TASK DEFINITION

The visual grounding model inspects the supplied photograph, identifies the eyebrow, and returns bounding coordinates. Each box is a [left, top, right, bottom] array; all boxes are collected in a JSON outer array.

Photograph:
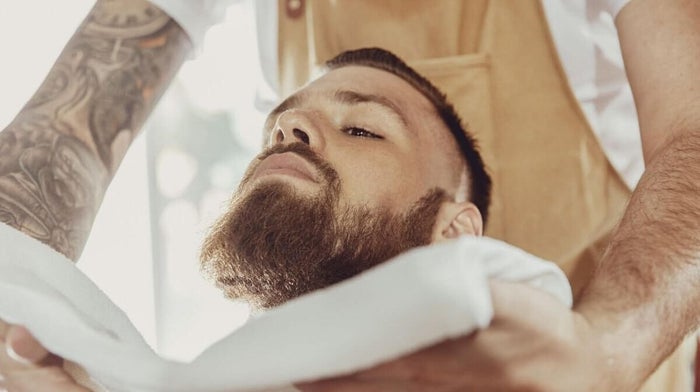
[[332, 90, 408, 126], [265, 89, 409, 129]]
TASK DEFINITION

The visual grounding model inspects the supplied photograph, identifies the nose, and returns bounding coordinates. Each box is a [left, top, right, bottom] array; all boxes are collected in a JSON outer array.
[[269, 109, 325, 149]]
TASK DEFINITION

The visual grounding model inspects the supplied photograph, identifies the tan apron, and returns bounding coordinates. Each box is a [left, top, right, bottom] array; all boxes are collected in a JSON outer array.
[[277, 1, 694, 390]]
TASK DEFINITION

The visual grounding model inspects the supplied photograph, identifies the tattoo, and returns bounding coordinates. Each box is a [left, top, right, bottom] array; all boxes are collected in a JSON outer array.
[[0, 0, 190, 260]]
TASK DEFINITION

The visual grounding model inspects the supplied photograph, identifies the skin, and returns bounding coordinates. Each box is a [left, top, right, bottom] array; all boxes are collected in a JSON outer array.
[[2, 0, 700, 390], [0, 325, 88, 392]]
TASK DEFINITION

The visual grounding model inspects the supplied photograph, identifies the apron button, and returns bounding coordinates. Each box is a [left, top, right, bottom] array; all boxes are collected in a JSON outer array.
[[286, 0, 304, 18]]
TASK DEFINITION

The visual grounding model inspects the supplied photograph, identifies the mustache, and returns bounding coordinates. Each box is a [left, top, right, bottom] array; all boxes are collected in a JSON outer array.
[[252, 143, 339, 185]]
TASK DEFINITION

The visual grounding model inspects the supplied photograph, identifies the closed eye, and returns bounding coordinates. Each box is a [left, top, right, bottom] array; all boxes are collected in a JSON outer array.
[[343, 126, 383, 139]]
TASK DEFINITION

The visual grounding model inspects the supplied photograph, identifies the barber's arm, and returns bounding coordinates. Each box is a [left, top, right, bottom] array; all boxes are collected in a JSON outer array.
[[0, 0, 189, 261], [0, 1, 189, 390], [576, 0, 700, 387]]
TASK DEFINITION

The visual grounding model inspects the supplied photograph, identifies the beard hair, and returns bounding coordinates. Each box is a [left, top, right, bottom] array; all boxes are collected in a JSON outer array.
[[200, 143, 447, 309]]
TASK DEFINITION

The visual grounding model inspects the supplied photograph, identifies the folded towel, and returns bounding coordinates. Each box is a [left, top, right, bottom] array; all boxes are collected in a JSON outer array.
[[0, 222, 571, 392]]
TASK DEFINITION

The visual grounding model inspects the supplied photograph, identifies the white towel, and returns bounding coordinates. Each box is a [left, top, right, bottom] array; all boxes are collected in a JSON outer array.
[[0, 222, 571, 392]]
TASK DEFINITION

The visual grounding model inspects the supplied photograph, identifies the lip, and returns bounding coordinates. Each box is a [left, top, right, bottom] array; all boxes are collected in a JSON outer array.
[[252, 152, 319, 183]]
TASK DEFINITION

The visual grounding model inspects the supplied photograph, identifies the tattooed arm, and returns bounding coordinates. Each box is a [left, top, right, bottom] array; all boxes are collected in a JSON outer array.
[[0, 0, 190, 261], [0, 4, 191, 389]]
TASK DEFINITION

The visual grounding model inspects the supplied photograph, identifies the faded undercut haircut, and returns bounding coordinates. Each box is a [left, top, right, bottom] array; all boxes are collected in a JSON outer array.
[[324, 47, 492, 225]]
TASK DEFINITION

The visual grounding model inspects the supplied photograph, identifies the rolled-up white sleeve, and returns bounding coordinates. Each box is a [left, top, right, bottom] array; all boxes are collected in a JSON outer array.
[[594, 0, 634, 18], [148, 0, 238, 53]]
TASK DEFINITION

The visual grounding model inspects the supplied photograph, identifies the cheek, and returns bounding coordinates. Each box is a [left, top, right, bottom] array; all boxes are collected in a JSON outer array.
[[332, 149, 427, 211]]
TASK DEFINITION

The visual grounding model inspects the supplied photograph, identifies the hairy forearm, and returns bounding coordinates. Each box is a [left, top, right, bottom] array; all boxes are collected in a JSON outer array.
[[575, 0, 700, 387], [0, 0, 189, 260], [576, 130, 700, 386]]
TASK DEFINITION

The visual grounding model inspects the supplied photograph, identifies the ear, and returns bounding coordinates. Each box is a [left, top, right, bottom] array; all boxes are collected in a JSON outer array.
[[431, 201, 483, 243]]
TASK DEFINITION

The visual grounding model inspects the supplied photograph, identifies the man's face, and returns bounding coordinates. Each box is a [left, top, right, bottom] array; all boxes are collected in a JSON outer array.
[[260, 66, 464, 213], [201, 66, 467, 308]]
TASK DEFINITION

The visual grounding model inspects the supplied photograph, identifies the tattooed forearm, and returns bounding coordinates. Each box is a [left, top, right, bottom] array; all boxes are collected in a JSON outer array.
[[0, 0, 190, 260]]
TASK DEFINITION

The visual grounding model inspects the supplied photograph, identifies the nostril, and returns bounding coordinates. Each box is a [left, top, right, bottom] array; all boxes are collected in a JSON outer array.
[[293, 128, 310, 145], [275, 130, 284, 143]]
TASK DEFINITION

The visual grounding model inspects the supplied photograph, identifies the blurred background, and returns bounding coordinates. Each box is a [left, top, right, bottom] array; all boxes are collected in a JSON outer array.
[[0, 1, 265, 361]]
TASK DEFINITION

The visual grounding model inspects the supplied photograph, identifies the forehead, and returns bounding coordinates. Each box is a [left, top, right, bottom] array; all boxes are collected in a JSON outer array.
[[314, 65, 432, 109], [297, 65, 436, 119]]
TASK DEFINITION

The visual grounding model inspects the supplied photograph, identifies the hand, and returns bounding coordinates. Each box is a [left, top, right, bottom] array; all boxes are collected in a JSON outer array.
[[298, 282, 613, 392], [0, 320, 89, 392]]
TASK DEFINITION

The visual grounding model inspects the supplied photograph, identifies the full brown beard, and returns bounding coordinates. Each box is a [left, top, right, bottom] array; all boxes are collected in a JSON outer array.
[[200, 143, 447, 309]]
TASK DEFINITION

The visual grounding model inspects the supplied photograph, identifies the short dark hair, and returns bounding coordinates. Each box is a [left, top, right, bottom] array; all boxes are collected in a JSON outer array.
[[325, 48, 492, 225]]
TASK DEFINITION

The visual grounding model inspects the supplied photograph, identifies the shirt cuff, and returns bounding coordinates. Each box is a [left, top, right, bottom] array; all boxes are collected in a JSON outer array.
[[148, 0, 236, 55], [600, 0, 634, 19]]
